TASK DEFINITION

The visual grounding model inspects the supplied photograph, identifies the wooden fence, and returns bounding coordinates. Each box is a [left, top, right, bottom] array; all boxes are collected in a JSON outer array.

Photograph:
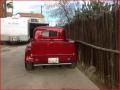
[[64, 5, 119, 88]]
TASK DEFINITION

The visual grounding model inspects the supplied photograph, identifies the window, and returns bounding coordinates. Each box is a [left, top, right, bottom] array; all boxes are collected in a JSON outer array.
[[49, 31, 58, 37], [42, 31, 58, 38], [42, 31, 49, 37], [31, 19, 39, 22]]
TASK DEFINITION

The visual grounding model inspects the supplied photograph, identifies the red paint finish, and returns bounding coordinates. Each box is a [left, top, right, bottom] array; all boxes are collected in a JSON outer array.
[[25, 26, 77, 65]]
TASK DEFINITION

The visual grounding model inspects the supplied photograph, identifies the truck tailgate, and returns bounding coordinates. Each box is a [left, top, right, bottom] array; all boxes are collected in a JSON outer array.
[[47, 41, 77, 63], [31, 40, 76, 63], [47, 41, 75, 55]]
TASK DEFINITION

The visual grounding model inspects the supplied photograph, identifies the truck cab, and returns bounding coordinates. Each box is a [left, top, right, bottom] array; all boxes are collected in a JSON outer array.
[[25, 26, 77, 71]]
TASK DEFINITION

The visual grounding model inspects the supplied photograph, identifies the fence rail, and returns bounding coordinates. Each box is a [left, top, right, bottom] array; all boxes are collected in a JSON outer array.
[[76, 40, 119, 53], [64, 5, 119, 88]]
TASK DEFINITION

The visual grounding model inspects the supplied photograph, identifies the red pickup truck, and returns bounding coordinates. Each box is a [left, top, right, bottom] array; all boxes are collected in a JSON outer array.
[[25, 26, 77, 71]]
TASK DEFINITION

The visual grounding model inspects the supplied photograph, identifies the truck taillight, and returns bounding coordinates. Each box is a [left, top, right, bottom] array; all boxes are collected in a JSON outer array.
[[26, 54, 33, 60], [30, 54, 33, 57]]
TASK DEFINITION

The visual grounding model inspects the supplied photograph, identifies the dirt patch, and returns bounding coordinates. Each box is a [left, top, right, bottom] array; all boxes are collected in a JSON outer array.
[[77, 61, 107, 89]]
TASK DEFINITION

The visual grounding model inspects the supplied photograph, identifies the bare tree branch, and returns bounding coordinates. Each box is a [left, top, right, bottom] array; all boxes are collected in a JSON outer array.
[[46, 0, 79, 25]]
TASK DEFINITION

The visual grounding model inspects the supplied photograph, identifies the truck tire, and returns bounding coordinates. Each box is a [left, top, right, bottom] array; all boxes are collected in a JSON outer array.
[[25, 62, 34, 71], [69, 62, 77, 69]]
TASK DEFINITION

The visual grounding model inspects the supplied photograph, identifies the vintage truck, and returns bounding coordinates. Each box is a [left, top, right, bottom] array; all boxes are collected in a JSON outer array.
[[25, 26, 78, 71]]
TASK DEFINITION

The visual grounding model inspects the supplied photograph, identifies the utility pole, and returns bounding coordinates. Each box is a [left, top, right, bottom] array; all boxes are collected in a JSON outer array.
[[12, 0, 13, 15], [41, 5, 43, 14]]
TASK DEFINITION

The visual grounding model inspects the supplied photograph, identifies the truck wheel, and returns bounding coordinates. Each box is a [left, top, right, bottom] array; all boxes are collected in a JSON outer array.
[[25, 62, 34, 71], [70, 63, 77, 69]]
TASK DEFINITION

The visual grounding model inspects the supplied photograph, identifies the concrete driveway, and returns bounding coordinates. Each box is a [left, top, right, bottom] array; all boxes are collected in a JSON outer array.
[[1, 45, 99, 89]]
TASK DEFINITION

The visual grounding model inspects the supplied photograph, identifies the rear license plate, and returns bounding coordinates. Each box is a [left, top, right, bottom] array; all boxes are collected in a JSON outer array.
[[48, 57, 59, 64]]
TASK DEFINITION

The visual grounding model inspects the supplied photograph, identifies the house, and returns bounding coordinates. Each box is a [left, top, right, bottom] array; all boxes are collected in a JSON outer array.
[[17, 12, 45, 23]]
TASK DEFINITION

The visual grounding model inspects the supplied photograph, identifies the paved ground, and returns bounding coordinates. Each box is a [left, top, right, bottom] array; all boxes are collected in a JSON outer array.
[[1, 45, 99, 89]]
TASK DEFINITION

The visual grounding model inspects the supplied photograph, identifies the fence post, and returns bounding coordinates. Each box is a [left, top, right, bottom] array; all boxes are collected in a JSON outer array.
[[118, 7, 120, 89]]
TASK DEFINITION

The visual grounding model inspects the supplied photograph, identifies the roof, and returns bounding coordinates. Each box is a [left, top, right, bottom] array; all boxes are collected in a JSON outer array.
[[18, 13, 44, 18]]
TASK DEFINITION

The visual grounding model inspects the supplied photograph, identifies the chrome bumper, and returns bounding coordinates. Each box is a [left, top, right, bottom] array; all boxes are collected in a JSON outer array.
[[34, 63, 72, 66]]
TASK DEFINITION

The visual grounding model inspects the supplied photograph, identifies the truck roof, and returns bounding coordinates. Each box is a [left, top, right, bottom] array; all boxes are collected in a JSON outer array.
[[35, 26, 64, 32]]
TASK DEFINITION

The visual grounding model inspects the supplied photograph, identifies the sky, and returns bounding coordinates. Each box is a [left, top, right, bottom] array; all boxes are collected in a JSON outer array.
[[7, 0, 114, 26], [7, 0, 59, 26], [7, 0, 88, 26]]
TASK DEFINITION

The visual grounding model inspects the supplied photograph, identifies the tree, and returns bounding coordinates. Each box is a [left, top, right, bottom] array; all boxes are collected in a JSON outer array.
[[46, 0, 80, 25]]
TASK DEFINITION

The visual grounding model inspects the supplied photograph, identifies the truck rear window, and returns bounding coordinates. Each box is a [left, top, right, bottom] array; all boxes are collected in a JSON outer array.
[[42, 31, 58, 37]]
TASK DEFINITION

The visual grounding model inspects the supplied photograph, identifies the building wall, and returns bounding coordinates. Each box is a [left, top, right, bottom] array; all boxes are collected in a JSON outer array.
[[0, 0, 6, 17]]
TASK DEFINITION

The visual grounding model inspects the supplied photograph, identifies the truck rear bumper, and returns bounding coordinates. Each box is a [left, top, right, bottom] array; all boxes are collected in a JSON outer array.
[[25, 52, 77, 65], [26, 56, 77, 64], [34, 63, 72, 66]]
